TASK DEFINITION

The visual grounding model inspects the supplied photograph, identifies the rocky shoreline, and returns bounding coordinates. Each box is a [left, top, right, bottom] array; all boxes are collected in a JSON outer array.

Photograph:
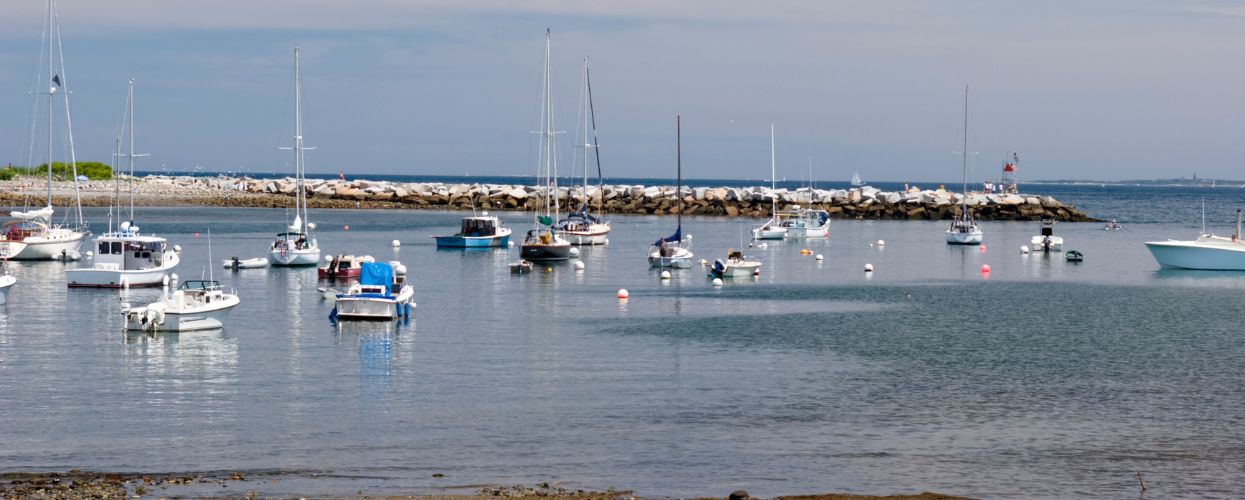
[[0, 176, 1095, 221]]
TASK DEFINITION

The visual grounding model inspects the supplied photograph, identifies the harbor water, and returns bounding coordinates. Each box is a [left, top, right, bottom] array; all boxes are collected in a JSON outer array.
[[2, 184, 1245, 498]]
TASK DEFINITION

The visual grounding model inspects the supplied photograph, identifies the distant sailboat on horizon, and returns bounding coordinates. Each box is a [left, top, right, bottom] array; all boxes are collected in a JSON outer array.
[[850, 170, 864, 187]]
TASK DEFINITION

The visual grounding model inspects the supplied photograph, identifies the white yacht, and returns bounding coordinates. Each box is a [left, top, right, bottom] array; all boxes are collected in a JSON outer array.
[[709, 249, 762, 278], [1145, 209, 1245, 270], [752, 124, 787, 240], [268, 47, 321, 267], [123, 279, 240, 332], [1, 0, 89, 260], [67, 80, 179, 288], [649, 116, 694, 269], [946, 85, 983, 245]]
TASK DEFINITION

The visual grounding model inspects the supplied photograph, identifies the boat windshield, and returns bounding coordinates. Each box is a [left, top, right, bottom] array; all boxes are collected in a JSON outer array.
[[460, 218, 496, 236], [179, 280, 220, 290]]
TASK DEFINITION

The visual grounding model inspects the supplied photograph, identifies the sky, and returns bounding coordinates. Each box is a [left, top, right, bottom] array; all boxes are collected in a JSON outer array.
[[2, 0, 1245, 183]]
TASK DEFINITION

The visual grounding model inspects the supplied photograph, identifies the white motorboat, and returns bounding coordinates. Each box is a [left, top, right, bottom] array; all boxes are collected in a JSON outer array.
[[68, 81, 179, 288], [2, 0, 89, 260], [331, 261, 415, 321], [946, 85, 983, 245], [519, 30, 572, 262], [709, 249, 762, 278], [649, 116, 694, 269], [1029, 219, 1064, 253], [223, 257, 269, 270], [0, 263, 14, 305], [752, 125, 788, 240], [123, 279, 240, 332], [556, 58, 611, 246], [779, 206, 830, 239], [1145, 209, 1245, 270], [268, 47, 321, 267]]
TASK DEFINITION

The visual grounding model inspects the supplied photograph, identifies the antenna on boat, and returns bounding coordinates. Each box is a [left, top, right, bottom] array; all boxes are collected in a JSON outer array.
[[1201, 197, 1207, 235], [117, 79, 149, 226], [207, 227, 214, 283]]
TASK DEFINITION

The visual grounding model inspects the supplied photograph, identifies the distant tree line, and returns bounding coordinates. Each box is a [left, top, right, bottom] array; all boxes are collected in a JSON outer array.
[[0, 162, 112, 181]]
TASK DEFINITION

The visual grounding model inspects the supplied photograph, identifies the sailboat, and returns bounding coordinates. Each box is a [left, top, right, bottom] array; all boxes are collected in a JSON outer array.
[[67, 80, 179, 288], [648, 115, 694, 269], [752, 124, 787, 240], [946, 85, 983, 245], [556, 58, 611, 245], [268, 46, 321, 266], [0, 0, 89, 260], [850, 170, 864, 187], [519, 30, 572, 262]]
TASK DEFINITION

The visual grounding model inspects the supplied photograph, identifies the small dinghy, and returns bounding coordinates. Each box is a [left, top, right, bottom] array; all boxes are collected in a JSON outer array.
[[318, 254, 373, 279], [0, 261, 15, 305], [1064, 250, 1084, 262], [509, 260, 534, 274], [709, 249, 762, 279], [222, 256, 269, 270]]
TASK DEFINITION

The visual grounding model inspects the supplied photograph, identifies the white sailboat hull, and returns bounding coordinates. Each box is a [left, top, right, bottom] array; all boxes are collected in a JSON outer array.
[[9, 230, 86, 260], [269, 247, 320, 266], [0, 275, 14, 305], [752, 227, 787, 240], [1145, 239, 1245, 270], [946, 229, 983, 245], [563, 226, 610, 245], [648, 246, 694, 269]]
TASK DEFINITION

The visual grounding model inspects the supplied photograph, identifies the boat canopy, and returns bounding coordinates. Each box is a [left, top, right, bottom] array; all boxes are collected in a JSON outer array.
[[359, 262, 393, 287], [9, 206, 53, 222], [561, 206, 601, 224], [654, 227, 682, 246], [460, 217, 497, 236]]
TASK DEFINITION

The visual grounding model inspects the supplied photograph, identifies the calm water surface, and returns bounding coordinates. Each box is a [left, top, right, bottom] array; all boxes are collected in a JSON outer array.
[[3, 186, 1245, 498]]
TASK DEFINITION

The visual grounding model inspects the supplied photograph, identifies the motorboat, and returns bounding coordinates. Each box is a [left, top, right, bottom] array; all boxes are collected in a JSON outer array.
[[709, 249, 762, 278], [331, 261, 414, 321], [946, 86, 983, 245], [1103, 220, 1123, 231], [518, 30, 572, 263], [68, 81, 180, 288], [67, 223, 179, 288], [556, 58, 611, 246], [318, 254, 374, 279], [1064, 250, 1084, 262], [1145, 209, 1245, 270], [0, 262, 14, 305], [267, 47, 321, 267], [122, 279, 240, 332], [648, 116, 694, 269], [1029, 219, 1064, 253], [752, 125, 788, 240], [433, 213, 511, 248], [779, 206, 830, 239], [223, 257, 269, 270]]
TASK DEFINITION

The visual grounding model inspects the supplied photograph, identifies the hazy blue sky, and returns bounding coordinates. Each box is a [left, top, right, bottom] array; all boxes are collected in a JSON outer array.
[[2, 0, 1245, 182]]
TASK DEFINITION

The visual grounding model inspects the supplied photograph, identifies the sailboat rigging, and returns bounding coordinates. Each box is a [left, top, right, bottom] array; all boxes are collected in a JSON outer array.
[[268, 46, 321, 266], [556, 57, 611, 245], [946, 85, 984, 245], [519, 29, 572, 262], [648, 115, 694, 269]]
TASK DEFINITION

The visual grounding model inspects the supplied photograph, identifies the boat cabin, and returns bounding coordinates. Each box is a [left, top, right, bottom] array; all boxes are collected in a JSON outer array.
[[727, 248, 744, 261], [2, 220, 47, 241], [272, 231, 311, 250], [94, 234, 169, 270], [459, 217, 500, 237]]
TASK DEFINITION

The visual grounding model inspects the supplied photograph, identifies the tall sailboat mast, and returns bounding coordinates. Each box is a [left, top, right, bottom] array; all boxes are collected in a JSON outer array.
[[536, 29, 561, 226], [677, 115, 682, 234], [586, 62, 603, 214], [770, 124, 776, 216], [294, 46, 306, 232], [961, 85, 969, 220], [123, 79, 148, 222], [580, 58, 591, 207]]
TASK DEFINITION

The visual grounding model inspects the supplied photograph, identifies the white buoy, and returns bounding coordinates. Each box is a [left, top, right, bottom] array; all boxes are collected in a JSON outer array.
[[712, 277, 723, 286], [1020, 245, 1030, 254], [877, 239, 885, 246], [574, 260, 585, 270], [569, 247, 581, 258], [686, 234, 693, 241], [173, 244, 182, 253], [603, 238, 610, 245], [392, 239, 401, 248], [85, 251, 94, 258], [815, 254, 824, 261], [324, 255, 334, 263], [394, 264, 408, 275], [760, 242, 768, 249], [864, 263, 874, 272], [660, 270, 671, 280], [617, 288, 629, 299], [307, 222, 317, 230], [162, 275, 169, 287]]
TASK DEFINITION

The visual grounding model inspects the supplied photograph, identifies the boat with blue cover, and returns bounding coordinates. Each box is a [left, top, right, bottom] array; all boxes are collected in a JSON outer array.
[[433, 212, 511, 248], [331, 261, 414, 321]]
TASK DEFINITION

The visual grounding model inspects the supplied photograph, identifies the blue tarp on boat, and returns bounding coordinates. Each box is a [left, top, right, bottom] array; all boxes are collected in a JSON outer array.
[[359, 262, 392, 287]]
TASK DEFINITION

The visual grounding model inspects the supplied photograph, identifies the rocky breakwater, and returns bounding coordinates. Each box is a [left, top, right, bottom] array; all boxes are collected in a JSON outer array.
[[139, 175, 1095, 221]]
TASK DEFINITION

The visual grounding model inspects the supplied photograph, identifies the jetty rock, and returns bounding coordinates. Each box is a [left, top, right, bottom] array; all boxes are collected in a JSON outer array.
[[37, 175, 1093, 221]]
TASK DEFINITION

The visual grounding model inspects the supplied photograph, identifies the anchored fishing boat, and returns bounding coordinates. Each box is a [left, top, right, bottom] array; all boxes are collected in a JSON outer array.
[[330, 261, 414, 321], [779, 206, 830, 239], [1030, 219, 1064, 253], [268, 47, 321, 267], [67, 80, 179, 288], [556, 58, 611, 245], [519, 30, 572, 262], [318, 254, 374, 279], [433, 212, 511, 248], [649, 116, 694, 269], [123, 279, 240, 332], [709, 249, 762, 278]]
